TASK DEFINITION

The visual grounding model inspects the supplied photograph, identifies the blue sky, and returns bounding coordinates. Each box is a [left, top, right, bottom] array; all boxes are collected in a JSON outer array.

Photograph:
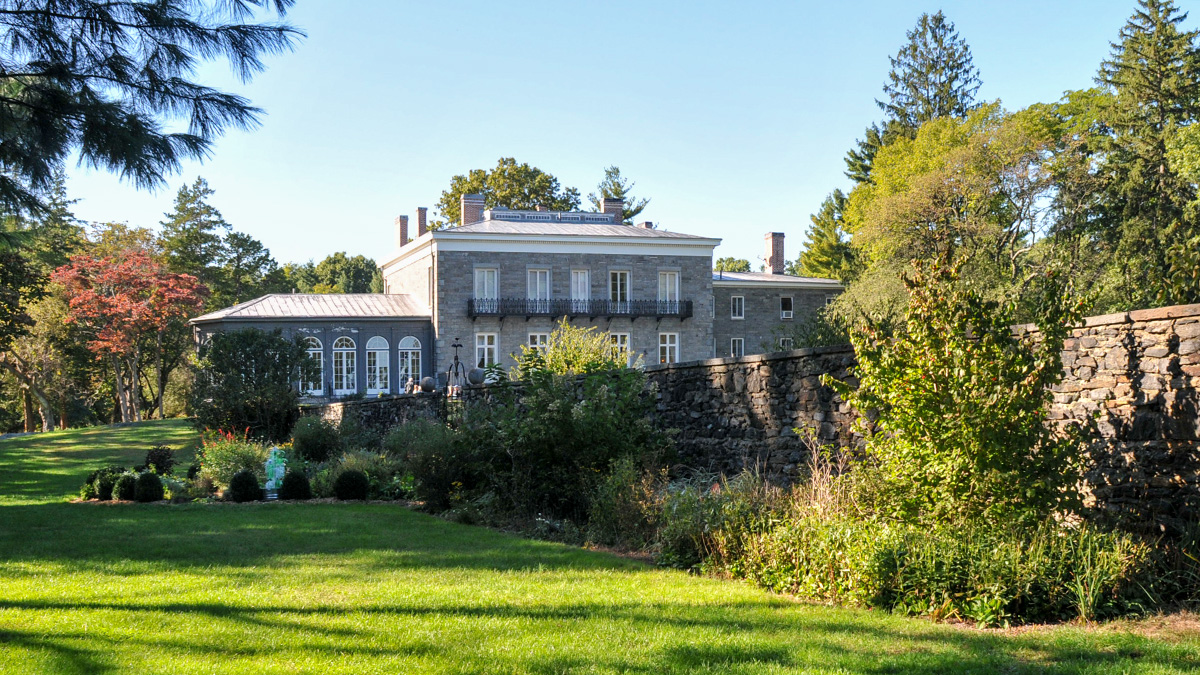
[[64, 0, 1150, 269]]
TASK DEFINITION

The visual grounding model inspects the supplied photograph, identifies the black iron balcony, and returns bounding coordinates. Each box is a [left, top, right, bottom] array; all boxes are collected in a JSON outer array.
[[468, 297, 693, 319]]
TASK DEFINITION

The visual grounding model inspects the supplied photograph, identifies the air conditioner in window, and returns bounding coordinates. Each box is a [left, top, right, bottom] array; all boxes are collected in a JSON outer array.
[[781, 310, 793, 319]]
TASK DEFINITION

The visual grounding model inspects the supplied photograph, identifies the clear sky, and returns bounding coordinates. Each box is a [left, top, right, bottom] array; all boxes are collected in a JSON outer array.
[[63, 0, 1152, 269]]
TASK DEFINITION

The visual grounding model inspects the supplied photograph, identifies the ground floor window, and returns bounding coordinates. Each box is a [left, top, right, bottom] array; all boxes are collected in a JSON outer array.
[[333, 337, 356, 394], [730, 337, 744, 357], [609, 332, 631, 365], [779, 337, 794, 350], [659, 332, 678, 364], [366, 336, 389, 394], [398, 336, 421, 389], [302, 337, 323, 395], [528, 332, 550, 354], [476, 333, 498, 368]]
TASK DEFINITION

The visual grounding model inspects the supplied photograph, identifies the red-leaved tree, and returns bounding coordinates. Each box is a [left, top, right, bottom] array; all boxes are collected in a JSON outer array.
[[52, 251, 206, 422]]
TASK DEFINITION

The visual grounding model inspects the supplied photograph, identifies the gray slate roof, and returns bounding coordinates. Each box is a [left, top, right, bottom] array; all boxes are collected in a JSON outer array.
[[448, 220, 716, 240], [190, 293, 429, 324], [712, 271, 842, 286]]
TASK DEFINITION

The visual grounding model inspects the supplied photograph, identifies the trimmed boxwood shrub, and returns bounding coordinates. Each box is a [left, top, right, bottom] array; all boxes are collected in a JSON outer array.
[[85, 466, 128, 501], [113, 473, 137, 501], [278, 470, 312, 501], [292, 416, 340, 462], [228, 468, 263, 503], [333, 469, 369, 501], [134, 472, 164, 503]]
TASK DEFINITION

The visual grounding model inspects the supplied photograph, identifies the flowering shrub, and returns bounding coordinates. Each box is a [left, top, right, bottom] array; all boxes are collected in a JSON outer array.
[[197, 428, 268, 490]]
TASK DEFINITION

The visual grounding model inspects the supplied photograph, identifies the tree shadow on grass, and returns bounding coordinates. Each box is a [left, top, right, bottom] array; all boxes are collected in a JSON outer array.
[[1, 598, 1197, 674]]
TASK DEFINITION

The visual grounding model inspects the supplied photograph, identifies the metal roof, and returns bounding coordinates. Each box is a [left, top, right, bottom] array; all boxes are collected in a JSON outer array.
[[448, 220, 715, 240], [190, 293, 430, 324], [712, 271, 843, 288]]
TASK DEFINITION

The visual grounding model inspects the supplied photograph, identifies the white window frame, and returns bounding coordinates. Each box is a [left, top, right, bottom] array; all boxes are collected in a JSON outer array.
[[570, 269, 590, 313], [658, 270, 680, 313], [527, 268, 551, 313], [609, 332, 631, 366], [332, 336, 357, 395], [302, 337, 323, 396], [398, 336, 422, 388], [731, 295, 745, 320], [475, 333, 498, 369], [528, 332, 550, 354], [609, 270, 630, 313], [366, 336, 390, 395], [779, 337, 795, 350], [730, 337, 744, 357], [780, 296, 794, 320], [474, 267, 498, 313], [658, 332, 679, 364]]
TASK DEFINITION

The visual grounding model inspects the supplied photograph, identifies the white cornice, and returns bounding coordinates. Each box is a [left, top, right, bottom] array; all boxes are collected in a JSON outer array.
[[381, 231, 719, 267], [713, 279, 843, 290]]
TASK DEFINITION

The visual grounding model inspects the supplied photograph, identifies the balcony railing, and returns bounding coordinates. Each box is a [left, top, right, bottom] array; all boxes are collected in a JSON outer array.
[[468, 297, 693, 319]]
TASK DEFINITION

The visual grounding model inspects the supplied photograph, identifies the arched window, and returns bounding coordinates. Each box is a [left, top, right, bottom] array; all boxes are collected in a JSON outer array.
[[301, 337, 323, 395], [366, 336, 389, 395], [332, 337, 357, 395], [398, 336, 421, 388]]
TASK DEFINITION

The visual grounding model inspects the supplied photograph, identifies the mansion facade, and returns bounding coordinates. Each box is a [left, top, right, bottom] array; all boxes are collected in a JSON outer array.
[[190, 194, 842, 399]]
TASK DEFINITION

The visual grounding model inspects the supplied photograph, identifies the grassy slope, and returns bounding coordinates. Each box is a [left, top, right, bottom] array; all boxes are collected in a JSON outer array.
[[0, 424, 1197, 674]]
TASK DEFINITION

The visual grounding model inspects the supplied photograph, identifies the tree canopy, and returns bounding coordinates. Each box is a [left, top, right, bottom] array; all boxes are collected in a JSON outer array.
[[0, 0, 301, 217], [714, 257, 752, 273], [434, 158, 581, 228]]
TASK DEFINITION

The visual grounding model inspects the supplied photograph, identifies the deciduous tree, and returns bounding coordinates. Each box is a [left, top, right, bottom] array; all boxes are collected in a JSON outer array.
[[52, 252, 205, 422], [713, 257, 751, 273], [434, 158, 581, 228]]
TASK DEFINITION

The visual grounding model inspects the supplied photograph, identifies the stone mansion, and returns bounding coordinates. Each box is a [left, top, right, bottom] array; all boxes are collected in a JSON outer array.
[[191, 194, 842, 399]]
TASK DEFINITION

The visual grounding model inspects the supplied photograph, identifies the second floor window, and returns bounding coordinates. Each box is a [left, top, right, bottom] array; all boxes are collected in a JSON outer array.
[[779, 337, 794, 350], [528, 333, 549, 353], [528, 269, 550, 311], [474, 268, 498, 299], [780, 296, 794, 319], [731, 295, 744, 319], [571, 269, 590, 311], [657, 271, 679, 302], [610, 270, 629, 310]]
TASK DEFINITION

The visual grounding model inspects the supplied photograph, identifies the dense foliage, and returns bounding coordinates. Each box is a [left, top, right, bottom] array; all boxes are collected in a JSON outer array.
[[191, 329, 315, 441], [227, 468, 262, 503], [333, 469, 370, 501], [277, 469, 312, 501], [291, 417, 341, 463], [134, 472, 164, 503], [197, 429, 267, 489]]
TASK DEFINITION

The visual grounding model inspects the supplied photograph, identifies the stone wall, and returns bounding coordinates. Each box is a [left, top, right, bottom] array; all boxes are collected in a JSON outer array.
[[643, 346, 858, 480], [302, 303, 1200, 530], [1038, 304, 1200, 532], [301, 392, 442, 431]]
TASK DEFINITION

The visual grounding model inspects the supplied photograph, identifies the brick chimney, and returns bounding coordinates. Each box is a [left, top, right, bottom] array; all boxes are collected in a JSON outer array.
[[395, 215, 409, 247], [416, 207, 428, 237], [461, 194, 486, 227], [601, 197, 625, 224], [765, 232, 785, 275]]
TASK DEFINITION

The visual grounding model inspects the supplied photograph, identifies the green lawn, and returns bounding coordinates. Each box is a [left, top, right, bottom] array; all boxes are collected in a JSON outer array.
[[1, 423, 1198, 674]]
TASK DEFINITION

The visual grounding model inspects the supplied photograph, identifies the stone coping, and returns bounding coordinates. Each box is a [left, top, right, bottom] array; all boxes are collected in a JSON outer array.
[[1012, 302, 1200, 335], [643, 344, 854, 374], [299, 392, 440, 409]]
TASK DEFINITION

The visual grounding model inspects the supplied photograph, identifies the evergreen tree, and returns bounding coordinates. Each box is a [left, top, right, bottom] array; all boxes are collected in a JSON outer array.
[[1095, 0, 1200, 308], [219, 232, 286, 305], [845, 11, 982, 185], [160, 177, 231, 298], [587, 166, 650, 224], [878, 11, 983, 131], [0, 1, 300, 217], [791, 191, 856, 281]]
